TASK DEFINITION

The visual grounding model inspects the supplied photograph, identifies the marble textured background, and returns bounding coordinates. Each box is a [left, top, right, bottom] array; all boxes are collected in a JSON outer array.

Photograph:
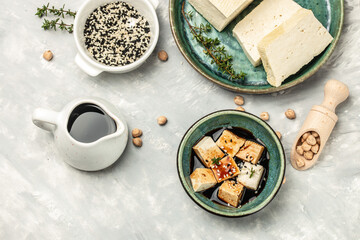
[[0, 0, 359, 239]]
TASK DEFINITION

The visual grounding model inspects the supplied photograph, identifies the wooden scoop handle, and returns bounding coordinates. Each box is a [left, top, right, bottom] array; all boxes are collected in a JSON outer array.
[[321, 79, 349, 112]]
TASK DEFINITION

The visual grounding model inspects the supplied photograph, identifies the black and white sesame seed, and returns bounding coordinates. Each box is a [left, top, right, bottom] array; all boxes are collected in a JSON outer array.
[[84, 1, 151, 66]]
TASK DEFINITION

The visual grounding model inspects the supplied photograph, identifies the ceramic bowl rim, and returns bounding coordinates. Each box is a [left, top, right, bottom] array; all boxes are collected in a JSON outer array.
[[169, 0, 344, 94], [176, 110, 286, 217]]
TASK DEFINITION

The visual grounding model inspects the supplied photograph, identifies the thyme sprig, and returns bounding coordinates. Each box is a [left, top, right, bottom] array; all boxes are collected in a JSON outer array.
[[211, 157, 222, 166], [35, 3, 76, 33], [182, 3, 246, 81], [36, 3, 76, 18], [249, 167, 255, 178], [41, 18, 73, 33]]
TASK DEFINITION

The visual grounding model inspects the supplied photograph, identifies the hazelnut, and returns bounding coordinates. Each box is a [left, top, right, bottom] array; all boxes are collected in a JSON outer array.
[[260, 112, 270, 121], [304, 151, 313, 160], [312, 131, 319, 138], [234, 96, 244, 106], [296, 158, 305, 167], [296, 146, 304, 155], [236, 106, 245, 112], [282, 177, 286, 184], [132, 137, 142, 147], [157, 116, 167, 125], [306, 135, 316, 146], [158, 50, 168, 61], [275, 131, 282, 140], [132, 128, 142, 138], [311, 144, 319, 154], [301, 142, 311, 151], [316, 137, 321, 145], [285, 109, 296, 119], [301, 138, 305, 143], [43, 50, 53, 61]]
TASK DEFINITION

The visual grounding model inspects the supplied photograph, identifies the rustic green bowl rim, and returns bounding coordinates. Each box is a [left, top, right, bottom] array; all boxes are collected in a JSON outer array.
[[169, 0, 344, 94], [176, 110, 286, 217]]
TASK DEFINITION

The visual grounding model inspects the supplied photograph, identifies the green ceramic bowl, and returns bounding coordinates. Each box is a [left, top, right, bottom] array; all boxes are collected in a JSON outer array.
[[177, 110, 285, 217], [169, 0, 344, 94]]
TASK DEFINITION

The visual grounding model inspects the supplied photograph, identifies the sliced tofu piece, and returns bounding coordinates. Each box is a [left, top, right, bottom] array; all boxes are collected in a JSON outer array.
[[190, 168, 217, 192], [210, 156, 240, 183], [236, 140, 264, 164], [193, 136, 225, 168], [218, 180, 244, 207], [216, 130, 246, 157], [233, 0, 301, 66], [237, 162, 264, 190], [258, 8, 333, 87], [188, 0, 254, 32]]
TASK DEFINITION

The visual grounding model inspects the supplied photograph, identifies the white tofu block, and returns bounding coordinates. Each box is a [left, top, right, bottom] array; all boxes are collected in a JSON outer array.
[[258, 9, 333, 87], [216, 130, 245, 157], [193, 136, 224, 168], [237, 162, 264, 190], [233, 0, 301, 66], [188, 0, 254, 32], [218, 180, 244, 207], [190, 168, 217, 192]]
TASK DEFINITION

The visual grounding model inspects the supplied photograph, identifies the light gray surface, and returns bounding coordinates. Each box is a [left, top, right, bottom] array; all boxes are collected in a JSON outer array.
[[0, 0, 359, 239]]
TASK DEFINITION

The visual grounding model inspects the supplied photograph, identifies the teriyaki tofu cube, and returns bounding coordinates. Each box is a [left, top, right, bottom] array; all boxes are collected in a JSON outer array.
[[193, 136, 225, 168], [211, 156, 240, 183], [218, 180, 244, 207], [216, 130, 246, 157], [190, 168, 217, 192], [236, 140, 265, 164]]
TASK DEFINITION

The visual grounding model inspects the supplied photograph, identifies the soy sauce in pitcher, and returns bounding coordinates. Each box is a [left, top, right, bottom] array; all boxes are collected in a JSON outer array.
[[67, 104, 117, 143]]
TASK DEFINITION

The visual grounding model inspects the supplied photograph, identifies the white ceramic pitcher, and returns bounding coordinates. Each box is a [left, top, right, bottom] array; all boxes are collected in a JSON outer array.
[[32, 97, 128, 171]]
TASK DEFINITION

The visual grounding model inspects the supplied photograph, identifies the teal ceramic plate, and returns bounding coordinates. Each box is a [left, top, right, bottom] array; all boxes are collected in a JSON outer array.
[[169, 0, 343, 94], [177, 110, 286, 217]]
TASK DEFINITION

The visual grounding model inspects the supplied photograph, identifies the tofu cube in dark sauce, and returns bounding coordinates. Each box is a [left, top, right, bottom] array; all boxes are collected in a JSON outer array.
[[191, 127, 269, 208]]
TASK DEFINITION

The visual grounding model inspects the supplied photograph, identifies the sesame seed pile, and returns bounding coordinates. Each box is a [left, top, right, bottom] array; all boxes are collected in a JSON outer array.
[[84, 1, 151, 66]]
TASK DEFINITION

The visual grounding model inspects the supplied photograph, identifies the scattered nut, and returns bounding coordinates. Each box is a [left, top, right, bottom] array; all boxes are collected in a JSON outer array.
[[132, 128, 142, 138], [311, 144, 319, 154], [296, 146, 304, 155], [301, 142, 311, 151], [282, 177, 286, 184], [285, 109, 296, 119], [157, 116, 167, 125], [234, 96, 244, 106], [158, 50, 168, 61], [260, 112, 270, 121], [296, 158, 305, 167], [306, 135, 317, 146], [132, 137, 142, 147], [43, 50, 53, 61], [236, 106, 245, 111], [276, 131, 282, 140], [304, 151, 314, 160], [312, 131, 319, 138]]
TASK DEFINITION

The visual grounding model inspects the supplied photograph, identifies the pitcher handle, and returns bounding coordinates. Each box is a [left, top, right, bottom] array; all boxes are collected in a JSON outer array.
[[32, 108, 59, 132]]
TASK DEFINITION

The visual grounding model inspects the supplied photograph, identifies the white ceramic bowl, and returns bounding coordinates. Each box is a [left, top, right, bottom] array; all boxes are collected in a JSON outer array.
[[74, 0, 159, 76]]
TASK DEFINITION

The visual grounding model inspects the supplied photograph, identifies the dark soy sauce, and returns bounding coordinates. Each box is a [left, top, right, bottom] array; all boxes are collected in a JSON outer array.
[[67, 103, 117, 143], [191, 127, 269, 208]]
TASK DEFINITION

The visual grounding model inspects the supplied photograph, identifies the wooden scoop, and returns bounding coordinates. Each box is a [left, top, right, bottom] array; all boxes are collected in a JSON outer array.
[[291, 79, 349, 171]]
